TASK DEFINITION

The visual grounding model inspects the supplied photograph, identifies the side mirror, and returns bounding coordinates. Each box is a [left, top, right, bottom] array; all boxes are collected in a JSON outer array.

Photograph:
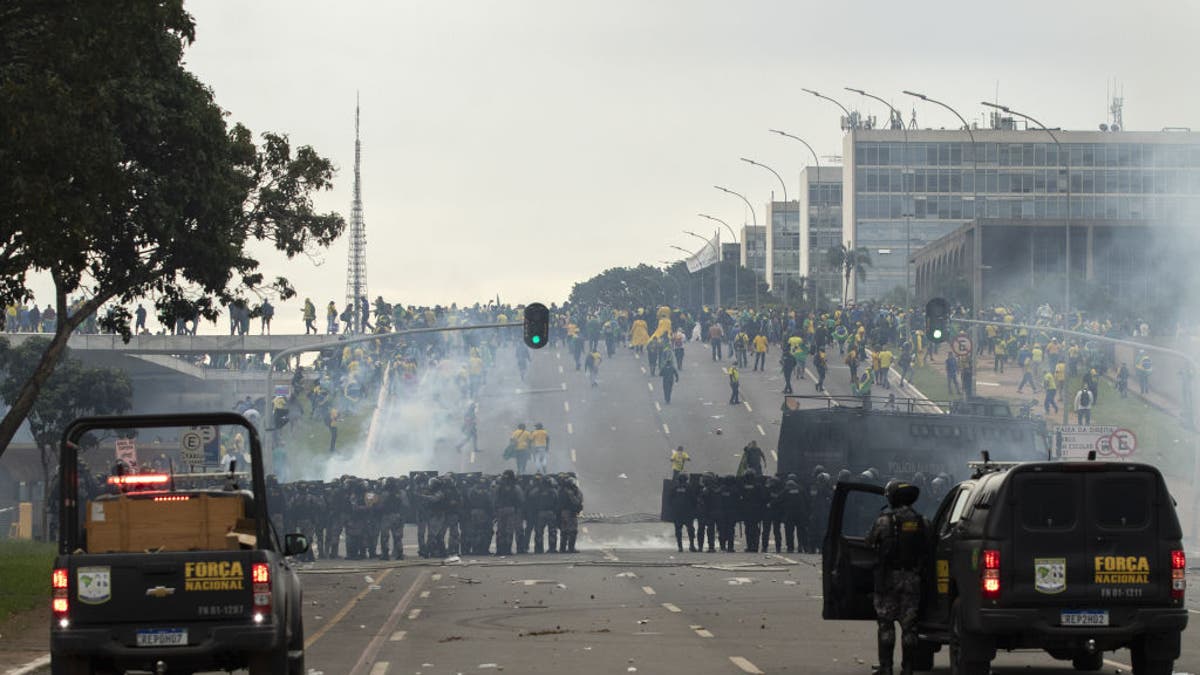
[[284, 533, 310, 557]]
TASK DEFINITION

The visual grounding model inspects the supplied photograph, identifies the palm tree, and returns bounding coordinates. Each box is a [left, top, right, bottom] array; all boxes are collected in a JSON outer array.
[[825, 242, 872, 304]]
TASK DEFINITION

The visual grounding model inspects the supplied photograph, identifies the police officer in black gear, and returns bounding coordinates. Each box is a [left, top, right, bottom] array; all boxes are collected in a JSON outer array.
[[866, 480, 930, 675], [466, 477, 494, 555], [493, 470, 524, 555], [761, 475, 784, 553], [669, 473, 697, 552], [806, 472, 832, 553], [717, 474, 738, 552], [695, 473, 718, 553], [781, 478, 807, 553], [738, 470, 765, 552]]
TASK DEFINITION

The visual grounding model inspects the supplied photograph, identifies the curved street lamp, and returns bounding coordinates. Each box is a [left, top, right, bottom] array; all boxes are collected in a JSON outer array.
[[698, 213, 739, 307], [739, 158, 788, 202], [714, 186, 760, 310], [801, 88, 854, 125], [770, 129, 822, 311]]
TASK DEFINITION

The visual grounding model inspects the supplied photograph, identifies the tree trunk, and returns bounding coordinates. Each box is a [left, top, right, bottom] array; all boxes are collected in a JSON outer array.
[[0, 289, 102, 459]]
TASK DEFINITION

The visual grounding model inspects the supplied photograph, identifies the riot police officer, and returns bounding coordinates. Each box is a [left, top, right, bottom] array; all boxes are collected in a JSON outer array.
[[761, 475, 785, 553], [557, 474, 583, 553], [717, 474, 738, 552], [866, 480, 930, 675], [738, 470, 765, 552], [781, 477, 806, 554], [380, 477, 410, 560], [668, 473, 696, 552], [493, 470, 524, 555], [695, 473, 719, 553], [466, 477, 494, 555]]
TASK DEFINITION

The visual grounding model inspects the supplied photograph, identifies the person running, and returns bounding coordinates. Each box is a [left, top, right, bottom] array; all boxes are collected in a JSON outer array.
[[670, 445, 690, 479]]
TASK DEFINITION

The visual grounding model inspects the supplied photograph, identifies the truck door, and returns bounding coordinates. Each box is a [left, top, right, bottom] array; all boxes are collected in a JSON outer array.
[[1085, 469, 1164, 606], [822, 482, 886, 620]]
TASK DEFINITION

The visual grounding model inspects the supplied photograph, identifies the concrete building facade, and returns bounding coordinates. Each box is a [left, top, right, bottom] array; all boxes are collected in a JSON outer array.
[[763, 201, 800, 298], [799, 166, 844, 303], [842, 126, 1200, 303], [740, 225, 767, 291]]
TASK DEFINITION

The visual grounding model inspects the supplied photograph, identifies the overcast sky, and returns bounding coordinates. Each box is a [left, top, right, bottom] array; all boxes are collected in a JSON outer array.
[[27, 0, 1200, 331]]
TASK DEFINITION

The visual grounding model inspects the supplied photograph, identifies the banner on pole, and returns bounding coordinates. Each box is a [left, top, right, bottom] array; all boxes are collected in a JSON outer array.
[[684, 234, 720, 273]]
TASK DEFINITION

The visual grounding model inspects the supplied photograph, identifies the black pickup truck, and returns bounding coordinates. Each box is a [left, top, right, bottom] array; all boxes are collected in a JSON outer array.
[[823, 459, 1188, 675], [50, 413, 309, 675]]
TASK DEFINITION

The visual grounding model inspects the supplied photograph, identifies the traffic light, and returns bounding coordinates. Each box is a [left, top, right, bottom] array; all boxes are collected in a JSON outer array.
[[523, 302, 550, 349], [925, 297, 950, 343]]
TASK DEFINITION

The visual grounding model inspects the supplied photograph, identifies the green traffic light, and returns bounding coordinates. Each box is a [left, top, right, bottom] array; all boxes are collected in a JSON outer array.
[[532, 335, 541, 344], [932, 329, 943, 340]]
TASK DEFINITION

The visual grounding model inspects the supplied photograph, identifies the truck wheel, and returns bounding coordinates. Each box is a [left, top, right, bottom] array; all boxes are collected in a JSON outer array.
[[50, 655, 92, 675], [1072, 652, 1103, 671], [1130, 653, 1173, 675], [949, 601, 991, 675], [909, 640, 937, 672], [248, 646, 288, 675]]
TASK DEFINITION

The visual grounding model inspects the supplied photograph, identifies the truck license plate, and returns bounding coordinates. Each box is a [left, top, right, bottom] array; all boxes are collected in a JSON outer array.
[[1060, 610, 1109, 626], [136, 628, 188, 647]]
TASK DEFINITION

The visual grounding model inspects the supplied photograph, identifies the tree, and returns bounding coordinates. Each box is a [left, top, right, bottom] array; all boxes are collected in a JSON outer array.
[[0, 337, 132, 537], [826, 243, 873, 304], [0, 2, 344, 456], [569, 265, 675, 308]]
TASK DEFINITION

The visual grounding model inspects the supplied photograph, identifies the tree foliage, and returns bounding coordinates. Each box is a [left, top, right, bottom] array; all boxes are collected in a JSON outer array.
[[0, 337, 132, 521], [569, 264, 675, 308], [0, 1, 344, 454]]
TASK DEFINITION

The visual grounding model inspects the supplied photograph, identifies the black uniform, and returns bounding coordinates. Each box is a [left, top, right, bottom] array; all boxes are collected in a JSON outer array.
[[695, 475, 718, 553], [738, 473, 765, 552], [493, 472, 524, 556], [716, 476, 738, 552], [668, 475, 696, 552], [866, 483, 930, 675], [781, 479, 807, 553], [760, 476, 784, 554]]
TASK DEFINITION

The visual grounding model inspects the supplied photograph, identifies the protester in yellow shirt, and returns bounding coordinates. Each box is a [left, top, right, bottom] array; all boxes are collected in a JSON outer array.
[[670, 445, 690, 478]]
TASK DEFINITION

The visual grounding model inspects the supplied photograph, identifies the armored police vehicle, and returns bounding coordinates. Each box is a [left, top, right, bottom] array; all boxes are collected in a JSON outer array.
[[777, 395, 1048, 481], [50, 413, 309, 675], [824, 458, 1188, 674]]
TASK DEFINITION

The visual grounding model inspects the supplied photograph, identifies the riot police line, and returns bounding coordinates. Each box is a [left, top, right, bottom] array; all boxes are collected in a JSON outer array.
[[660, 467, 954, 554], [264, 470, 584, 560]]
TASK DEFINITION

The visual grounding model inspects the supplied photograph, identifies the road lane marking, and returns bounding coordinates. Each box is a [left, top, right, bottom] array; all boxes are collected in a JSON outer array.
[[642, 586, 656, 596], [346, 571, 431, 675], [743, 401, 752, 412], [5, 655, 50, 675], [690, 625, 714, 638], [419, 590, 430, 599], [756, 424, 766, 436], [408, 608, 422, 620], [389, 631, 407, 641], [654, 401, 662, 412], [648, 382, 655, 391], [564, 400, 570, 412], [561, 382, 567, 390], [1189, 609, 1200, 614], [976, 381, 1000, 387], [771, 450, 778, 461], [567, 423, 574, 434], [663, 423, 670, 434], [369, 663, 390, 675], [729, 656, 763, 673], [556, 352, 561, 359], [1105, 660, 1132, 671], [767, 553, 798, 564], [662, 602, 681, 613], [571, 448, 577, 463], [602, 549, 619, 562], [469, 451, 476, 464], [431, 573, 442, 581], [641, 366, 647, 374], [304, 568, 395, 649], [558, 365, 564, 374]]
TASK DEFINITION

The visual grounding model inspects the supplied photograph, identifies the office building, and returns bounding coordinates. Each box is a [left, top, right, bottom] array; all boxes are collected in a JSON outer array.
[[799, 167, 844, 303], [741, 225, 767, 283], [764, 201, 801, 300], [843, 124, 1200, 304]]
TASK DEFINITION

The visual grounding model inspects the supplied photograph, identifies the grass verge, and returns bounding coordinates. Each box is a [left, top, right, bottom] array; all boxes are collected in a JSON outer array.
[[0, 540, 55, 622]]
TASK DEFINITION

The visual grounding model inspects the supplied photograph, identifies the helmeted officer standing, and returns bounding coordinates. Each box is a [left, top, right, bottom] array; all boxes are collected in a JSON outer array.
[[669, 473, 697, 552], [866, 480, 930, 675]]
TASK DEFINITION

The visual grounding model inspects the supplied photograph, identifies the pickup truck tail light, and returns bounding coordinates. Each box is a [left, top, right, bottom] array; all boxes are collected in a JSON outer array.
[[52, 568, 69, 624], [1171, 550, 1186, 601], [981, 549, 1001, 600], [252, 562, 271, 622]]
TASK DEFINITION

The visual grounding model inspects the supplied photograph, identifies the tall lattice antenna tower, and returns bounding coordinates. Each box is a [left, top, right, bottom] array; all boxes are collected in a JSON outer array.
[[344, 94, 368, 334]]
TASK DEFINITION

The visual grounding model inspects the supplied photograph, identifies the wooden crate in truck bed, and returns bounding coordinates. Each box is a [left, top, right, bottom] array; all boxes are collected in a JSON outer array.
[[85, 492, 246, 553]]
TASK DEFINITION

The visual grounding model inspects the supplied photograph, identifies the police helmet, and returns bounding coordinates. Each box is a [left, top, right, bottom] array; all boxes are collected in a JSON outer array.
[[743, 469, 758, 481], [675, 473, 689, 484], [836, 469, 852, 484], [502, 469, 516, 481], [785, 479, 799, 490], [884, 479, 920, 507]]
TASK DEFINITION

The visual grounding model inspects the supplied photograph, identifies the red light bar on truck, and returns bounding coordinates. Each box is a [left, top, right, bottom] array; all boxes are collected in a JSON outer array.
[[106, 474, 170, 486]]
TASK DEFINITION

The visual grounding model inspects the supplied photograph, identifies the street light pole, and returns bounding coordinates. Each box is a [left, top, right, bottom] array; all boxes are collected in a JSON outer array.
[[685, 230, 721, 309], [740, 158, 788, 202], [715, 186, 760, 310], [801, 88, 855, 126], [698, 213, 739, 307], [904, 90, 979, 401], [848, 87, 911, 309], [769, 130, 822, 311], [981, 101, 1070, 319], [670, 244, 704, 307]]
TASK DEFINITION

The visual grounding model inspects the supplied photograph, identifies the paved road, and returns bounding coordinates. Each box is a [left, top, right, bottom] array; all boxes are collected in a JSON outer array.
[[6, 339, 1197, 674]]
